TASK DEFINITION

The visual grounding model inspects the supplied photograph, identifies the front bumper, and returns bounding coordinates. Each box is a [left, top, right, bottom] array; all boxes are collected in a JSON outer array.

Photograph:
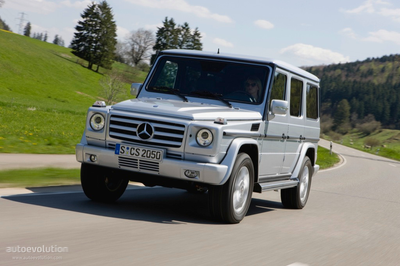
[[76, 143, 229, 185]]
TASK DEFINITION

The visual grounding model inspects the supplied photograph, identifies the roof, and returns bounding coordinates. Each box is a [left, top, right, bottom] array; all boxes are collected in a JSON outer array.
[[159, 49, 320, 83]]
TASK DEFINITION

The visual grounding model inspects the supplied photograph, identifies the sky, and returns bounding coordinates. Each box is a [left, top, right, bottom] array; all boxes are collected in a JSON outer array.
[[1, 0, 400, 67]]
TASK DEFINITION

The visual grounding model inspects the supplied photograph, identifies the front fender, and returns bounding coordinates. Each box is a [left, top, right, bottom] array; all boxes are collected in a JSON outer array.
[[218, 138, 259, 185]]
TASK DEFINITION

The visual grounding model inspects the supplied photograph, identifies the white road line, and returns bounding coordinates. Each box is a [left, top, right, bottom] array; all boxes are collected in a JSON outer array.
[[319, 153, 347, 173]]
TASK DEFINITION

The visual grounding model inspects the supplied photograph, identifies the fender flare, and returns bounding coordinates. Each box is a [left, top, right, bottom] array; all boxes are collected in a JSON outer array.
[[217, 138, 259, 185], [291, 142, 319, 181]]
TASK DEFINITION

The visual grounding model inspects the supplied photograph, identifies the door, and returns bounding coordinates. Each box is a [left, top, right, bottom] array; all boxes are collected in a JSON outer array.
[[282, 76, 305, 174], [259, 71, 288, 178]]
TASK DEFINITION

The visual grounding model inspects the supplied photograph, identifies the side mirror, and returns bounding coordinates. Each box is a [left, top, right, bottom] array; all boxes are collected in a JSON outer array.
[[130, 83, 142, 97], [268, 99, 288, 120]]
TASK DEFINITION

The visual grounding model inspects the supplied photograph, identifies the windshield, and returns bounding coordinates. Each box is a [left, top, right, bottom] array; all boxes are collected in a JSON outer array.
[[147, 56, 270, 104]]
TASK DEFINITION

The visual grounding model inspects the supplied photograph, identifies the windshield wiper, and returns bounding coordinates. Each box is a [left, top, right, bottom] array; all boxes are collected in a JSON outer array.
[[150, 86, 188, 102], [190, 90, 232, 108]]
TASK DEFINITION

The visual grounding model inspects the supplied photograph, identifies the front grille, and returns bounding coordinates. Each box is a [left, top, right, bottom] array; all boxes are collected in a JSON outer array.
[[109, 115, 185, 148], [118, 157, 159, 172]]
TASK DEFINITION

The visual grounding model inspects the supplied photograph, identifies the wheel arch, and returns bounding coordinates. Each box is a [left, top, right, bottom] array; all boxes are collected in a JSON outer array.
[[305, 146, 316, 166], [238, 144, 259, 183], [291, 143, 317, 180], [219, 138, 259, 185]]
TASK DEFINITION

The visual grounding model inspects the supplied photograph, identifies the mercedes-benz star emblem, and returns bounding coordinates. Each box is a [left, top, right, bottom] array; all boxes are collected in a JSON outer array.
[[136, 123, 154, 140]]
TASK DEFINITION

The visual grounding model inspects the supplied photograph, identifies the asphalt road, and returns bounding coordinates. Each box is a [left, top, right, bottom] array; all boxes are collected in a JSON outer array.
[[1, 140, 400, 265]]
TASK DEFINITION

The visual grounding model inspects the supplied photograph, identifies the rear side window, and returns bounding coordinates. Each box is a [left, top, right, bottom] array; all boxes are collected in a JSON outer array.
[[306, 84, 319, 119], [290, 78, 303, 117]]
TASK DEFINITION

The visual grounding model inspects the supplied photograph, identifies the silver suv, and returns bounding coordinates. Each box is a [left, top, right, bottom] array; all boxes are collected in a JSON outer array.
[[76, 49, 320, 223]]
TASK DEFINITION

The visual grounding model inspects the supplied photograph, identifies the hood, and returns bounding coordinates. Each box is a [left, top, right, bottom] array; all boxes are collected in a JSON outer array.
[[111, 98, 262, 121]]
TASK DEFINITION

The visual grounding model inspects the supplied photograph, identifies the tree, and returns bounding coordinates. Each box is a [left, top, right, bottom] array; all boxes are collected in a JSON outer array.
[[153, 17, 179, 52], [43, 32, 48, 42], [125, 28, 155, 66], [53, 34, 65, 47], [53, 34, 59, 45], [99, 72, 126, 105], [152, 17, 202, 63], [70, 1, 117, 71], [70, 2, 98, 70], [33, 32, 43, 41], [93, 1, 117, 71], [114, 41, 128, 64], [333, 99, 351, 133], [23, 22, 31, 37], [189, 27, 202, 50]]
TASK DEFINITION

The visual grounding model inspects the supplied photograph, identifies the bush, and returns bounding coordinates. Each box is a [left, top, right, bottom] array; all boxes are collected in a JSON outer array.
[[356, 114, 381, 135], [336, 122, 351, 135], [321, 114, 333, 134], [327, 131, 342, 141], [136, 62, 150, 72], [364, 137, 381, 149], [356, 120, 381, 135], [99, 72, 126, 105]]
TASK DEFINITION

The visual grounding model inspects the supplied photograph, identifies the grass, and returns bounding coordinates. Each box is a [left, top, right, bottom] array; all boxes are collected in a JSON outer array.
[[317, 146, 340, 170], [0, 168, 80, 188], [0, 30, 146, 154], [324, 129, 400, 161], [0, 102, 84, 153]]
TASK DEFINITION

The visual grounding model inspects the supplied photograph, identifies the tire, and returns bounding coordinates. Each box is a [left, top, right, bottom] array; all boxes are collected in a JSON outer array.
[[81, 163, 129, 203], [209, 153, 254, 224], [281, 156, 313, 209]]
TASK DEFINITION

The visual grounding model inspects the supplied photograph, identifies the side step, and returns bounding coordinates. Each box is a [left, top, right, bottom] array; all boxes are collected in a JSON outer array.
[[254, 179, 298, 193]]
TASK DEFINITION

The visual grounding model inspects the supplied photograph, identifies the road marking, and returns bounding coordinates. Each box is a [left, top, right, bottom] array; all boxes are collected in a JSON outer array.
[[388, 163, 397, 168], [287, 263, 309, 266], [319, 153, 347, 173]]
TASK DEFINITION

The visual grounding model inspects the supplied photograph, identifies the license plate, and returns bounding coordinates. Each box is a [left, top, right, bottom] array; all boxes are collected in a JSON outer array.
[[115, 144, 163, 162]]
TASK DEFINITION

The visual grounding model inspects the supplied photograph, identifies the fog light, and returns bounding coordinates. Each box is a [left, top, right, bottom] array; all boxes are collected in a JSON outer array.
[[90, 154, 97, 162], [184, 170, 199, 178]]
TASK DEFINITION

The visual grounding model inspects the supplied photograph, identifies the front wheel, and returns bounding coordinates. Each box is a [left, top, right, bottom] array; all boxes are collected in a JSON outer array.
[[81, 163, 129, 203], [209, 153, 254, 224], [281, 156, 313, 209]]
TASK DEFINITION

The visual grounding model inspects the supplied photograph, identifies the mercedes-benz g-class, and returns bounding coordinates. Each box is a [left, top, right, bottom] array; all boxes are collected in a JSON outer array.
[[76, 49, 320, 223]]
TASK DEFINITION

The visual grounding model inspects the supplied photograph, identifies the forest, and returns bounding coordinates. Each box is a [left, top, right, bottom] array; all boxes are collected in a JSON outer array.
[[304, 54, 400, 131]]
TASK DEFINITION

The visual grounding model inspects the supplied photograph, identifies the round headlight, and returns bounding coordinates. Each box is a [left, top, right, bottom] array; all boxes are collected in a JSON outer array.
[[90, 113, 105, 131], [196, 129, 213, 147]]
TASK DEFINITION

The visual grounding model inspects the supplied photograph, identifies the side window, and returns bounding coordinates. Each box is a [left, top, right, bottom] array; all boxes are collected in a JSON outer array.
[[270, 72, 287, 107], [271, 72, 286, 100], [290, 78, 303, 117], [306, 84, 319, 119], [154, 60, 178, 88]]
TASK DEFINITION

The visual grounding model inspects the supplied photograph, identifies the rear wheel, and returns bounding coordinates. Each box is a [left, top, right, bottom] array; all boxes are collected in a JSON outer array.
[[81, 163, 129, 203], [281, 156, 313, 209], [209, 153, 254, 224]]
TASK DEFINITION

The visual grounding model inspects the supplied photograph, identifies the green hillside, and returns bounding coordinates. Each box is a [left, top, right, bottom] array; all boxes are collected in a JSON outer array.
[[0, 30, 146, 154], [304, 55, 400, 128]]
